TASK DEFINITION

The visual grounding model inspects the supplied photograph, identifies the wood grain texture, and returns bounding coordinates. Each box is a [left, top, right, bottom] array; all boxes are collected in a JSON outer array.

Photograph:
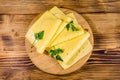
[[0, 0, 120, 79], [0, 64, 120, 80], [0, 0, 119, 14]]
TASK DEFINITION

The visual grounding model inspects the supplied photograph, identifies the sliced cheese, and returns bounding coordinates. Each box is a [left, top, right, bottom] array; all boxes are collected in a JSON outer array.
[[25, 11, 62, 54], [49, 7, 72, 45], [50, 6, 72, 22], [50, 31, 90, 64], [67, 13, 78, 25], [50, 12, 84, 46], [59, 40, 92, 69], [49, 6, 65, 19], [51, 24, 84, 46]]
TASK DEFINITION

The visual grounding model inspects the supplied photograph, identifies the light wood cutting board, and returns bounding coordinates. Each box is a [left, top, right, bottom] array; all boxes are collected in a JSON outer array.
[[25, 8, 94, 75]]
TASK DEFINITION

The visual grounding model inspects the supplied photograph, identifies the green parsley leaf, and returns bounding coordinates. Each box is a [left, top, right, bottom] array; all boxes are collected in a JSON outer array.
[[66, 23, 70, 31], [49, 48, 64, 61], [71, 24, 79, 31], [35, 31, 44, 40], [56, 55, 63, 61], [50, 48, 63, 56], [65, 21, 79, 31], [57, 48, 64, 53], [31, 30, 44, 48], [66, 21, 73, 31], [50, 50, 56, 57]]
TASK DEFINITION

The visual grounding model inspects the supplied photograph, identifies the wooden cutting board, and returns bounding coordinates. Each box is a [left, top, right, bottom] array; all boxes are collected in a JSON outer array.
[[25, 8, 94, 75]]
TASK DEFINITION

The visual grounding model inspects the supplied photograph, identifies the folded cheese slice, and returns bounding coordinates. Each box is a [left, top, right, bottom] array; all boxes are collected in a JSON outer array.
[[49, 6, 72, 45], [51, 24, 84, 46], [48, 7, 84, 47], [67, 13, 78, 25], [25, 11, 62, 54], [50, 6, 72, 22], [50, 13, 84, 46], [58, 40, 92, 69], [49, 6, 65, 19], [49, 31, 90, 64]]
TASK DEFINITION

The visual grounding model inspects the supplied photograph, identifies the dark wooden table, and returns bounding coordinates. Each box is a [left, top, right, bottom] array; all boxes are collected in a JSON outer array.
[[0, 0, 120, 80]]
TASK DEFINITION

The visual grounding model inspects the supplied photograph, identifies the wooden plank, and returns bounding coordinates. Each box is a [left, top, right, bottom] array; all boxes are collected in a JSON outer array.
[[0, 52, 119, 78], [0, 0, 119, 14], [82, 13, 120, 50], [0, 49, 119, 68], [0, 64, 120, 80]]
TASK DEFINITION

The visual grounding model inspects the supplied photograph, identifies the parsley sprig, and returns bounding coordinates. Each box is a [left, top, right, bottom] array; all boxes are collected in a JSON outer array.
[[31, 30, 44, 48], [50, 48, 64, 61], [66, 21, 79, 31], [34, 31, 44, 40]]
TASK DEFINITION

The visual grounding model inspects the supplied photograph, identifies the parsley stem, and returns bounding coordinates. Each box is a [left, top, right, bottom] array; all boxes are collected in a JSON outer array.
[[31, 39, 37, 48]]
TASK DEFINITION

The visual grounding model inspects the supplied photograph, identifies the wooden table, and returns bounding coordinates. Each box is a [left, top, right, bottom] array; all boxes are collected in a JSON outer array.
[[0, 0, 120, 80]]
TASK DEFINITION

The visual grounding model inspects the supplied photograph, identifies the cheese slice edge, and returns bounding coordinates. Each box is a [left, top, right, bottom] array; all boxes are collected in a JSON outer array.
[[25, 11, 62, 54], [58, 40, 92, 69]]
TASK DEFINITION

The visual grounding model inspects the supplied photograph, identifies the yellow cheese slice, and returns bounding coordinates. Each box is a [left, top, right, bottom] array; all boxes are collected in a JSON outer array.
[[67, 13, 78, 25], [59, 40, 92, 69], [49, 7, 72, 45], [50, 31, 90, 64], [50, 24, 84, 46], [50, 12, 84, 46], [49, 6, 65, 19], [25, 11, 62, 54], [50, 6, 72, 22]]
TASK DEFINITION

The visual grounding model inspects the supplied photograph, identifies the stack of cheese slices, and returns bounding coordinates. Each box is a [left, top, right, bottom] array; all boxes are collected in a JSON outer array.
[[25, 6, 93, 69]]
